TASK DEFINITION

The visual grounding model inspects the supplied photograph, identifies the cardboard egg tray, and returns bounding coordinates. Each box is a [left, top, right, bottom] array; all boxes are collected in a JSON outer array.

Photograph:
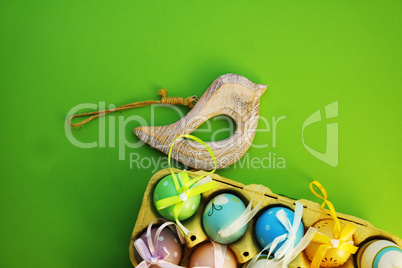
[[129, 169, 402, 267]]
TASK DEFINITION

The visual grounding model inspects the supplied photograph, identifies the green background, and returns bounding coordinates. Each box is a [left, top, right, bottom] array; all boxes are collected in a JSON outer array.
[[1, 0, 401, 267]]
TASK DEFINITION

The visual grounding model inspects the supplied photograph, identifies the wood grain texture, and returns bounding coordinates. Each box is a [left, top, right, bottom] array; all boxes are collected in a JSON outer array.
[[134, 74, 267, 170]]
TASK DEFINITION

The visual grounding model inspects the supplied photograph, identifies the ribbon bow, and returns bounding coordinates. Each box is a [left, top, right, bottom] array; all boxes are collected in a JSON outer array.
[[309, 181, 358, 268], [155, 134, 217, 235], [246, 202, 317, 268], [134, 219, 185, 268], [274, 202, 303, 260]]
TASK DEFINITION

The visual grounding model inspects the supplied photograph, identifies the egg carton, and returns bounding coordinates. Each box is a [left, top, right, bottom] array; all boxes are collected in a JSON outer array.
[[129, 169, 402, 267]]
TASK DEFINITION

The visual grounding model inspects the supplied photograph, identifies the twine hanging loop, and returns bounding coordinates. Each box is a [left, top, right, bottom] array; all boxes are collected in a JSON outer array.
[[68, 89, 197, 128]]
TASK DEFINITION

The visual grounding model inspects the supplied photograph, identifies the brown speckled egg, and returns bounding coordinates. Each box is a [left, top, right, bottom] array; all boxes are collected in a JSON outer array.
[[305, 219, 354, 267], [135, 227, 182, 268], [189, 242, 237, 268]]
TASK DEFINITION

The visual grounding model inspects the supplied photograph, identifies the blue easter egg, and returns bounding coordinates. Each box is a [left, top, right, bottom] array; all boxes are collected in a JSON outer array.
[[255, 206, 304, 255], [202, 193, 247, 244]]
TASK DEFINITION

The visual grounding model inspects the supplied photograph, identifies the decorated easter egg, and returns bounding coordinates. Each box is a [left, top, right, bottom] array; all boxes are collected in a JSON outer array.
[[255, 206, 304, 255], [135, 227, 182, 267], [305, 219, 354, 267], [189, 242, 237, 268], [202, 193, 247, 244], [153, 175, 201, 221], [357, 239, 402, 268]]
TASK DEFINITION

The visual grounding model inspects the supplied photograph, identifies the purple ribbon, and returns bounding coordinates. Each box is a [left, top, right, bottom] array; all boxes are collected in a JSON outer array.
[[134, 219, 185, 268]]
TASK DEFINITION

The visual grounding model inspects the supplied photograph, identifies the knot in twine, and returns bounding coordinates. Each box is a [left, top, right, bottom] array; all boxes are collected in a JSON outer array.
[[159, 89, 197, 107], [68, 89, 197, 128]]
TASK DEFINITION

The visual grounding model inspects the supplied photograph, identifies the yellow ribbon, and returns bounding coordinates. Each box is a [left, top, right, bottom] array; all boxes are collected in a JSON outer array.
[[309, 181, 341, 238], [309, 181, 358, 268], [155, 134, 217, 234]]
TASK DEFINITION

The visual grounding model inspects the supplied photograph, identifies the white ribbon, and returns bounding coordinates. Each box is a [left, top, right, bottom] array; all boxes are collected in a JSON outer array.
[[246, 234, 287, 268], [212, 240, 227, 268], [192, 240, 228, 268], [246, 202, 318, 268], [330, 239, 340, 248], [218, 185, 266, 239], [273, 202, 303, 262]]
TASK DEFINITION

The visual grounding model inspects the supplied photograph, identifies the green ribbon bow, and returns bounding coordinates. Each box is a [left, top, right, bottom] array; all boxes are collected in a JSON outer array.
[[155, 134, 217, 234]]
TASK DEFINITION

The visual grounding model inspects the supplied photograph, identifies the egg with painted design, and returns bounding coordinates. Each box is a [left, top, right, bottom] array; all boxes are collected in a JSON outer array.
[[305, 219, 354, 267], [202, 193, 247, 244], [255, 206, 304, 255], [356, 239, 402, 268], [153, 174, 201, 221]]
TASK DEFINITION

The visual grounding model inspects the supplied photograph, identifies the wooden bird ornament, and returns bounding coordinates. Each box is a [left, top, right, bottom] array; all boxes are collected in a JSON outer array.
[[134, 74, 267, 170]]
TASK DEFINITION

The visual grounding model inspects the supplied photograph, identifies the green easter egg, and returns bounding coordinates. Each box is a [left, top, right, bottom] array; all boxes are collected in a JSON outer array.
[[153, 174, 201, 221]]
